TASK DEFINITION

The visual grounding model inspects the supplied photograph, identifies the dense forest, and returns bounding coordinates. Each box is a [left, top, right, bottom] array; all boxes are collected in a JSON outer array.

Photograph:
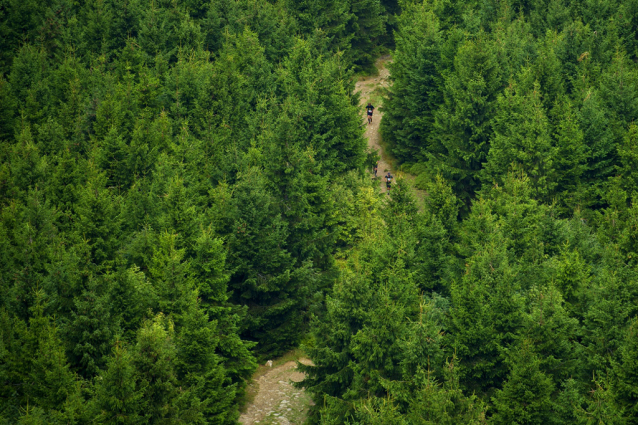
[[1, 0, 638, 424]]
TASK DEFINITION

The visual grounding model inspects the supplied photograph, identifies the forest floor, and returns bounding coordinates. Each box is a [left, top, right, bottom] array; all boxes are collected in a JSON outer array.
[[238, 56, 423, 425], [355, 55, 426, 202]]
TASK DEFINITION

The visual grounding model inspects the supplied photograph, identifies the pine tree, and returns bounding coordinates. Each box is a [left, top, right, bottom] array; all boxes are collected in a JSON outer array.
[[105, 262, 153, 340], [347, 0, 387, 70], [131, 315, 203, 424], [406, 356, 487, 424], [3, 189, 59, 320], [618, 123, 638, 196], [550, 97, 586, 213], [71, 164, 121, 270], [174, 303, 235, 424], [449, 226, 522, 396], [285, 0, 353, 58], [93, 341, 146, 424], [578, 91, 616, 207], [521, 285, 579, 383], [580, 258, 638, 378], [577, 376, 624, 425], [490, 340, 556, 425], [61, 274, 119, 379], [147, 231, 197, 324], [381, 2, 443, 162], [430, 34, 503, 209], [598, 50, 638, 146], [481, 77, 556, 203], [614, 317, 638, 424], [0, 293, 78, 422], [226, 169, 310, 357], [191, 227, 257, 397]]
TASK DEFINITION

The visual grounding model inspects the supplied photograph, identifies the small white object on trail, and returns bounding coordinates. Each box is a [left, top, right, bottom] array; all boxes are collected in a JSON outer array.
[[266, 360, 273, 367]]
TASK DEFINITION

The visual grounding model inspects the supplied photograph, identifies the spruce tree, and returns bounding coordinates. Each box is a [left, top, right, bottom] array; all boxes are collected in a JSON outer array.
[[449, 225, 522, 396], [381, 2, 443, 162], [131, 315, 203, 424], [93, 341, 146, 424], [614, 317, 638, 424], [490, 340, 556, 425], [430, 34, 503, 209], [618, 124, 638, 195], [0, 294, 78, 422], [226, 170, 310, 357], [61, 274, 119, 379], [481, 77, 556, 203]]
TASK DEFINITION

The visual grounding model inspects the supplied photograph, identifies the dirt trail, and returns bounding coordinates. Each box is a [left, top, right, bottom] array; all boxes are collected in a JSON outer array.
[[355, 55, 393, 192], [355, 56, 426, 201], [239, 358, 314, 425]]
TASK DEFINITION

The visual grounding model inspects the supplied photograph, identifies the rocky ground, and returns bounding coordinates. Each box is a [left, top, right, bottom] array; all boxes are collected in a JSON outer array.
[[239, 358, 314, 425]]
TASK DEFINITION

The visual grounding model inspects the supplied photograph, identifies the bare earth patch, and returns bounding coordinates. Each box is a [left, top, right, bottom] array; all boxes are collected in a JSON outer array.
[[239, 358, 314, 425]]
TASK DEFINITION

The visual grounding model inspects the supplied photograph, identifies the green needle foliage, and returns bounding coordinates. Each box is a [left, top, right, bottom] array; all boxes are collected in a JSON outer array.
[[0, 0, 398, 421], [4, 0, 638, 423]]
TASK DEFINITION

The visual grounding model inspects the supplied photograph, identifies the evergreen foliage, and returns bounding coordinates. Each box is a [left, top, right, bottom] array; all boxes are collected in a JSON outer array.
[[4, 0, 638, 423], [0, 0, 398, 420]]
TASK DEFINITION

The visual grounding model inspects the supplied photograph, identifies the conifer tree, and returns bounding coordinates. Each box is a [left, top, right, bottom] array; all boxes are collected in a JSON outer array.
[[618, 123, 638, 195], [381, 2, 443, 162], [61, 274, 119, 379], [580, 259, 638, 377], [614, 317, 638, 423], [0, 294, 78, 422], [521, 285, 579, 383], [3, 189, 59, 320], [191, 227, 257, 395], [93, 341, 145, 424], [578, 91, 616, 206], [131, 315, 203, 424], [226, 170, 310, 357], [430, 35, 503, 209], [449, 226, 522, 396], [550, 97, 586, 213], [347, 0, 387, 70], [481, 78, 556, 202], [577, 376, 624, 425], [147, 232, 197, 324], [490, 340, 556, 425], [71, 164, 121, 270]]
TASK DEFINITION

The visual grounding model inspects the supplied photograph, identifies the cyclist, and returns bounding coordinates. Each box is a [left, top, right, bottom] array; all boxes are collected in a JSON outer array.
[[385, 172, 393, 191], [366, 102, 374, 124]]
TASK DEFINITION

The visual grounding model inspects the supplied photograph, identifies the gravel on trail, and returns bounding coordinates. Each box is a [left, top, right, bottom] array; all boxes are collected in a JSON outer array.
[[239, 359, 314, 425]]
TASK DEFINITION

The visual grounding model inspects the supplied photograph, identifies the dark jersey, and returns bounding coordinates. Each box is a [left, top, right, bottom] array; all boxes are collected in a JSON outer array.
[[366, 105, 374, 114]]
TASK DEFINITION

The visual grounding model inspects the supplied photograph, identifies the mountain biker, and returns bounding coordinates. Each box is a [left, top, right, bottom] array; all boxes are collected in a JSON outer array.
[[385, 172, 393, 190], [366, 103, 374, 124]]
